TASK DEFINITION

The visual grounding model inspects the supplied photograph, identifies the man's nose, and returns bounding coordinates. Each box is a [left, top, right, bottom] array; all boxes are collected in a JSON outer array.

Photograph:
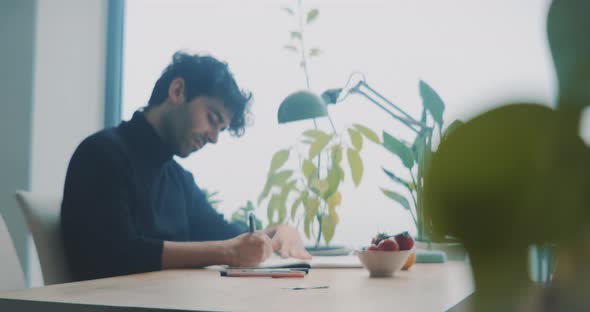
[[207, 129, 219, 144]]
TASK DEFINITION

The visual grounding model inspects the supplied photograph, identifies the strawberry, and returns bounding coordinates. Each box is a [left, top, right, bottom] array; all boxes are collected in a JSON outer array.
[[377, 238, 399, 251], [371, 232, 390, 246], [367, 244, 380, 251], [394, 231, 415, 251]]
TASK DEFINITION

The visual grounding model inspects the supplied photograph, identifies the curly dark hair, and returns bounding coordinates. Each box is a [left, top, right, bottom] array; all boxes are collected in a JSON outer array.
[[147, 52, 252, 137]]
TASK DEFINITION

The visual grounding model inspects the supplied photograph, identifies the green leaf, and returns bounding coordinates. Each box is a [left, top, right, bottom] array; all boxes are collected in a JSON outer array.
[[331, 144, 343, 164], [268, 149, 290, 176], [282, 6, 294, 15], [302, 159, 317, 180], [353, 124, 381, 144], [419, 80, 445, 128], [303, 129, 330, 140], [306, 9, 319, 24], [290, 31, 302, 40], [326, 191, 341, 209], [347, 128, 363, 151], [303, 214, 311, 239], [284, 45, 298, 52], [307, 197, 320, 216], [290, 196, 302, 222], [257, 180, 272, 205], [309, 134, 332, 159], [383, 131, 414, 168], [381, 188, 411, 211], [382, 168, 413, 190], [337, 165, 345, 182], [412, 133, 426, 163], [283, 179, 297, 192], [303, 197, 319, 239], [347, 148, 363, 187], [317, 179, 330, 197], [322, 214, 337, 246], [309, 48, 321, 57], [271, 170, 293, 187], [277, 189, 289, 224], [267, 194, 279, 224], [328, 204, 339, 226], [308, 175, 321, 196], [324, 165, 340, 200]]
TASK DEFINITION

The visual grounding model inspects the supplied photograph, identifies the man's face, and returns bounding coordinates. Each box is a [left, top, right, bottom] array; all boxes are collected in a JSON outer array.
[[169, 96, 233, 158]]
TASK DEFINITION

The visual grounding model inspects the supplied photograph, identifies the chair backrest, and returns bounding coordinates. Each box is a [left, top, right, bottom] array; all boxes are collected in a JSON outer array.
[[15, 191, 72, 285], [0, 213, 25, 291]]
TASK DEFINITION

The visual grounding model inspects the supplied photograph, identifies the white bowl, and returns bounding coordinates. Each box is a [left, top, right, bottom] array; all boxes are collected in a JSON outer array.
[[356, 249, 413, 277]]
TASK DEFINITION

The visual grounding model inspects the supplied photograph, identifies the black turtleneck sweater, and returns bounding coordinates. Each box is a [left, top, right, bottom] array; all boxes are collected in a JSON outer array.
[[61, 112, 244, 281]]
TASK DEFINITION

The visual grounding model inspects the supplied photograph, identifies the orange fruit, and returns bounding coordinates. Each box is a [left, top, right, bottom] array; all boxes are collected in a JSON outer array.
[[402, 251, 416, 270]]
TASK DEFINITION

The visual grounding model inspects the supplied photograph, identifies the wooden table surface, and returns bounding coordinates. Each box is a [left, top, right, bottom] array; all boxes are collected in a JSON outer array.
[[0, 261, 474, 311]]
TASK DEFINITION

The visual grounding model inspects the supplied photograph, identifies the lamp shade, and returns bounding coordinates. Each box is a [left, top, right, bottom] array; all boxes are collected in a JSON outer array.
[[277, 90, 328, 124]]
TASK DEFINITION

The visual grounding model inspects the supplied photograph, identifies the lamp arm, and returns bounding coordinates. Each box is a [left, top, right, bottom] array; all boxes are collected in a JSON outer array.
[[353, 88, 421, 134], [350, 80, 430, 132]]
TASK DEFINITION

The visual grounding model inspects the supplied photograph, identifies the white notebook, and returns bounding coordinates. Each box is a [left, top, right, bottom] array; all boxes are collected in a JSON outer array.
[[228, 255, 362, 269]]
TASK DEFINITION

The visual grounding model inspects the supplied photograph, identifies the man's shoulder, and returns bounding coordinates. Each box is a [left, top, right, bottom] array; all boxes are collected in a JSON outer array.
[[164, 159, 193, 180], [73, 127, 128, 162], [82, 127, 123, 148]]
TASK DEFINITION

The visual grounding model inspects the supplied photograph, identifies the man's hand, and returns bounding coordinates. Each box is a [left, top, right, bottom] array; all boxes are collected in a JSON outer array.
[[226, 231, 273, 267], [267, 224, 312, 259]]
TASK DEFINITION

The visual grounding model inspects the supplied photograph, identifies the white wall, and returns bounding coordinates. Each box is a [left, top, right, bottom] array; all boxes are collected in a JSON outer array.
[[0, 0, 107, 287], [0, 0, 37, 287], [32, 0, 106, 193]]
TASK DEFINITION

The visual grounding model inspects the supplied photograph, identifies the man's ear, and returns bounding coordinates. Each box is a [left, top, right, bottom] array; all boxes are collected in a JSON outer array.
[[168, 77, 186, 105]]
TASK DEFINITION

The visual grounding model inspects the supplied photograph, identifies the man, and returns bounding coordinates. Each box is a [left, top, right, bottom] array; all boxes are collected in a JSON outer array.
[[61, 52, 311, 281]]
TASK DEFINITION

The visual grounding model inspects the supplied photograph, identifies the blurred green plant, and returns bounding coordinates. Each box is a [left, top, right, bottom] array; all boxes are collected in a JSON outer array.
[[230, 201, 263, 232], [202, 189, 263, 231]]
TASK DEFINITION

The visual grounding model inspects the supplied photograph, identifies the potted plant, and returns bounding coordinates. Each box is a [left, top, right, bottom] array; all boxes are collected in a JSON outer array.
[[378, 81, 465, 259]]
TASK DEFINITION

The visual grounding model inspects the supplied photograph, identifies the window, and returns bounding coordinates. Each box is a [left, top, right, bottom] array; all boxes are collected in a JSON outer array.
[[122, 0, 553, 246]]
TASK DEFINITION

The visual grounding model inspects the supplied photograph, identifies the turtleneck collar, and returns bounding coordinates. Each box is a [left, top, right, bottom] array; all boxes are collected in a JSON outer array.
[[119, 111, 174, 167]]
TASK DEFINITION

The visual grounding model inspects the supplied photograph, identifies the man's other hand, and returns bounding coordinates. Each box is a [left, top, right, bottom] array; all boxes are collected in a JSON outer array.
[[269, 224, 312, 259]]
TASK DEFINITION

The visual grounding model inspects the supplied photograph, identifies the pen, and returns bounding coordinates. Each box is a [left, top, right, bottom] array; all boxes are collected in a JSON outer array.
[[248, 212, 256, 233], [227, 268, 309, 274], [220, 270, 305, 278]]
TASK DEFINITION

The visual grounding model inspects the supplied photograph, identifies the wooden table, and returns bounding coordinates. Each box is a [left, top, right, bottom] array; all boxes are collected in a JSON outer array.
[[0, 261, 474, 311]]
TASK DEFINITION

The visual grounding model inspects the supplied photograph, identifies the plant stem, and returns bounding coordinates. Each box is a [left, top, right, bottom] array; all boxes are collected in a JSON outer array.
[[408, 170, 419, 228], [315, 213, 322, 247], [416, 145, 425, 240], [297, 0, 310, 89]]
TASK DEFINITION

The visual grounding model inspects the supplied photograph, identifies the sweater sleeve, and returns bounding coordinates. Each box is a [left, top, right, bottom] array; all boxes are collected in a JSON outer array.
[[184, 172, 245, 242], [61, 136, 163, 281]]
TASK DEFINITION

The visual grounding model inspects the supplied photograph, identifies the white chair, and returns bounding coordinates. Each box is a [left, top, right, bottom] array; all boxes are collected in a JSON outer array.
[[0, 213, 25, 291], [15, 191, 72, 285]]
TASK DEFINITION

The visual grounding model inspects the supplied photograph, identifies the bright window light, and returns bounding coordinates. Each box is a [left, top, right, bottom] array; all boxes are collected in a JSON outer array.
[[123, 0, 553, 246]]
